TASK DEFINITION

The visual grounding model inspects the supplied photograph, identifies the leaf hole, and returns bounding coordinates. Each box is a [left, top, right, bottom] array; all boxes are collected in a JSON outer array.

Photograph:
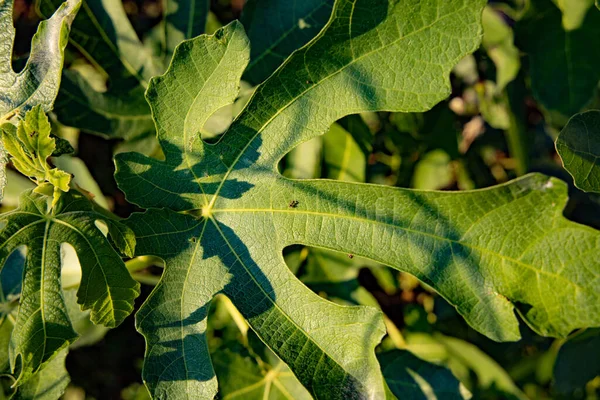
[[1, 246, 27, 299], [60, 243, 82, 289], [94, 220, 109, 237], [200, 82, 254, 143]]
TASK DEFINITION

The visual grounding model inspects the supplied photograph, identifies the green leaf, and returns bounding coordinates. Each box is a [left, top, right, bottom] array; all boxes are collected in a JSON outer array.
[[556, 110, 600, 193], [11, 349, 69, 400], [404, 332, 527, 400], [515, 0, 600, 116], [1, 106, 72, 206], [553, 0, 595, 30], [378, 349, 470, 400], [0, 0, 80, 122], [411, 150, 453, 190], [0, 190, 139, 385], [36, 0, 160, 139], [50, 135, 74, 157], [114, 1, 494, 396], [116, 0, 599, 396], [322, 121, 369, 182], [38, 0, 210, 141], [213, 342, 312, 400], [553, 328, 600, 395], [241, 0, 334, 84], [160, 0, 209, 64], [300, 247, 379, 308]]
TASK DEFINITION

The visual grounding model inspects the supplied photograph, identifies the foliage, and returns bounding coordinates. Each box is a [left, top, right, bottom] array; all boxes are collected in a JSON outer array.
[[556, 110, 600, 192], [0, 0, 599, 399]]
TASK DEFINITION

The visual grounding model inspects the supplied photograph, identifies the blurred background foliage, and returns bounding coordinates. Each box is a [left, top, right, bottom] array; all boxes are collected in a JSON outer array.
[[2, 0, 600, 399]]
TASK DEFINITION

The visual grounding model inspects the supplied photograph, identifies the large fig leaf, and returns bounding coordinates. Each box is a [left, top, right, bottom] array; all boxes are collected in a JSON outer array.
[[115, 0, 600, 398], [556, 110, 600, 193], [0, 190, 140, 385]]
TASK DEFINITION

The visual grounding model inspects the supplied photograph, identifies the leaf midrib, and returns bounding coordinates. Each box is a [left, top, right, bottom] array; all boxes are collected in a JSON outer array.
[[210, 207, 590, 289]]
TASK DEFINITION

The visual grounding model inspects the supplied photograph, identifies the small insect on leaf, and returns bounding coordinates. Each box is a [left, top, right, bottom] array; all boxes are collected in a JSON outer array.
[[289, 200, 299, 208], [29, 130, 37, 137], [348, 254, 354, 259]]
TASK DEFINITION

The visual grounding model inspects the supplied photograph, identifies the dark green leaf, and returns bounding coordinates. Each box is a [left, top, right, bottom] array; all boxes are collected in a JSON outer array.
[[0, 190, 139, 385], [556, 110, 600, 192], [36, 0, 160, 139], [553, 329, 600, 395], [160, 0, 210, 63], [515, 0, 600, 116], [378, 349, 469, 400], [241, 0, 334, 84]]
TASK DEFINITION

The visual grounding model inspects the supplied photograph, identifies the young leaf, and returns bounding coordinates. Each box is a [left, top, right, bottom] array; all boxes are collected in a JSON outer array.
[[241, 0, 334, 84], [1, 106, 72, 206], [515, 0, 600, 117], [116, 0, 489, 397], [0, 190, 140, 385], [556, 110, 600, 193], [0, 0, 80, 122]]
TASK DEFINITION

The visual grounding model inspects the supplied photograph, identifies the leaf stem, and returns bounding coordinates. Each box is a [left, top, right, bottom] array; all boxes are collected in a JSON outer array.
[[383, 316, 406, 348], [504, 75, 529, 176], [218, 294, 249, 340], [126, 255, 163, 273]]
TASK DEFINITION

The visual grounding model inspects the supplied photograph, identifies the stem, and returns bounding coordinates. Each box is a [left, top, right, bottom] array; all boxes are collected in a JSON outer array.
[[126, 255, 163, 273], [126, 256, 163, 286], [383, 315, 406, 348], [504, 73, 530, 176], [218, 294, 249, 340], [0, 109, 17, 125], [505, 100, 529, 176]]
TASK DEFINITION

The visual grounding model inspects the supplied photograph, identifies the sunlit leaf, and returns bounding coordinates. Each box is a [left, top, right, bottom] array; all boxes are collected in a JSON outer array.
[[0, 190, 139, 385], [115, 0, 600, 397]]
